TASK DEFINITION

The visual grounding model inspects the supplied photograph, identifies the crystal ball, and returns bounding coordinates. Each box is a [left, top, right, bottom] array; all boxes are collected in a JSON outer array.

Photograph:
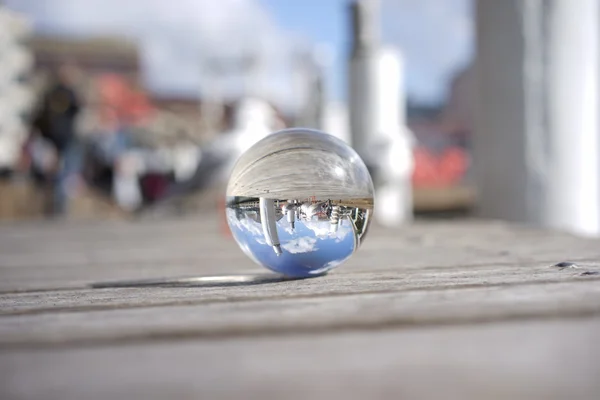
[[225, 128, 374, 278]]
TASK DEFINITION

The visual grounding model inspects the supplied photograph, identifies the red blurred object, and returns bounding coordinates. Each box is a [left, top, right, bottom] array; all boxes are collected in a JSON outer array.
[[412, 147, 440, 187], [95, 74, 155, 124], [140, 173, 170, 202], [438, 147, 468, 184], [411, 146, 468, 188]]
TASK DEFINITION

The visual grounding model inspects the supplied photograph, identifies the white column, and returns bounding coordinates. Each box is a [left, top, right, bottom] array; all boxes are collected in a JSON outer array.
[[474, 0, 599, 236], [259, 197, 282, 256], [323, 102, 350, 144], [372, 47, 414, 226], [348, 0, 380, 159], [348, 0, 414, 227]]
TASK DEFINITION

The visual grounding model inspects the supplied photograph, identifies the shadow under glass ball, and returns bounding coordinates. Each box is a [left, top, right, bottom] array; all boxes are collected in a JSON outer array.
[[226, 128, 374, 278]]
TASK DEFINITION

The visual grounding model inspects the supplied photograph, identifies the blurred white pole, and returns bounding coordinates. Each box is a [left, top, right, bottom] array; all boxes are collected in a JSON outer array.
[[259, 197, 282, 256], [372, 47, 414, 226], [348, 0, 379, 158], [475, 0, 599, 236], [348, 0, 413, 227], [324, 102, 350, 144]]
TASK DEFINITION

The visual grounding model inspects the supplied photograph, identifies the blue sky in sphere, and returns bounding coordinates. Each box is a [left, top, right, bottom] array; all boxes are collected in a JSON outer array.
[[228, 209, 356, 277]]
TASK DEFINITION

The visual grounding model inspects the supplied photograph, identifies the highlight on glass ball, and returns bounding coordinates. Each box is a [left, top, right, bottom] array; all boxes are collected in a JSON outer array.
[[225, 128, 374, 278]]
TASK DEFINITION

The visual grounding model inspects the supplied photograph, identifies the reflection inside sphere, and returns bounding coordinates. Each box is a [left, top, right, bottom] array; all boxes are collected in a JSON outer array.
[[225, 128, 374, 278], [226, 196, 372, 277]]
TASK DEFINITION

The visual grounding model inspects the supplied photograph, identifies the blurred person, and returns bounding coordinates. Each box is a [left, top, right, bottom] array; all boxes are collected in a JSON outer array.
[[32, 63, 83, 216]]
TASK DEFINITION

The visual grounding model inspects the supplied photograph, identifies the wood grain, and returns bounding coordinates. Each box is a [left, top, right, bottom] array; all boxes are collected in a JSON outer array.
[[1, 317, 599, 400], [1, 278, 599, 348], [1, 261, 598, 316], [0, 214, 599, 399]]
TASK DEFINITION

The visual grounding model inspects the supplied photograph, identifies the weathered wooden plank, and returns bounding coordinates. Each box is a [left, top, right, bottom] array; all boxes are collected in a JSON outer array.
[[0, 224, 593, 265], [1, 260, 598, 315], [0, 279, 598, 348], [0, 246, 597, 293], [0, 214, 598, 399], [0, 217, 598, 293], [0, 216, 589, 253], [0, 216, 582, 244], [1, 317, 599, 400]]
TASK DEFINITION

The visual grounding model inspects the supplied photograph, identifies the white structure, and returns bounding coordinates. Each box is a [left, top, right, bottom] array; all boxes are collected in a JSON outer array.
[[0, 7, 34, 170], [329, 205, 340, 233], [348, 0, 379, 159], [206, 97, 276, 187], [348, 0, 414, 227], [475, 0, 600, 236], [259, 197, 282, 256], [229, 98, 275, 150], [323, 102, 351, 144], [200, 53, 260, 137], [282, 200, 298, 230], [371, 47, 414, 226]]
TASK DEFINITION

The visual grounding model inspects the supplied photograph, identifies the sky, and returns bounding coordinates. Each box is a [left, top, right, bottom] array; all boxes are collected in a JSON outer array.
[[5, 0, 473, 110], [227, 207, 355, 277]]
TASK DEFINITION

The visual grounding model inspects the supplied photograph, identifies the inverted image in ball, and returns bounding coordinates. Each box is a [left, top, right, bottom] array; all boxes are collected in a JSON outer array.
[[226, 128, 374, 278]]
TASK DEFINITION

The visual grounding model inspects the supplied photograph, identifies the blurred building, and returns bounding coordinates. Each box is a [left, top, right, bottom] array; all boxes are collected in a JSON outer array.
[[27, 35, 147, 135], [29, 35, 140, 84], [2, 31, 296, 219], [27, 35, 201, 145]]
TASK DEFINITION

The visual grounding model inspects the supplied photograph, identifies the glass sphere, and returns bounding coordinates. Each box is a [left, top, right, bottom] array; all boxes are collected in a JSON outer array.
[[225, 128, 374, 278]]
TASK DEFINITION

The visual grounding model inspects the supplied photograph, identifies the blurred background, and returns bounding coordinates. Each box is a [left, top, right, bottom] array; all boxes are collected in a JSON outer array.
[[0, 0, 596, 237]]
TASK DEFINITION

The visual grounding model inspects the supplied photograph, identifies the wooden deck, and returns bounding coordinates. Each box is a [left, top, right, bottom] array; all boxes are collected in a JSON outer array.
[[0, 214, 599, 399]]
